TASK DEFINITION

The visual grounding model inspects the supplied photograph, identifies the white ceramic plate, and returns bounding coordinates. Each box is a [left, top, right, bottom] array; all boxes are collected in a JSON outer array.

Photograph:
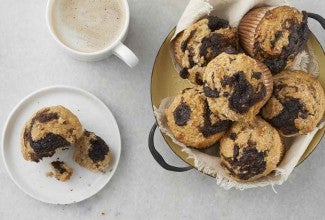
[[1, 85, 121, 204]]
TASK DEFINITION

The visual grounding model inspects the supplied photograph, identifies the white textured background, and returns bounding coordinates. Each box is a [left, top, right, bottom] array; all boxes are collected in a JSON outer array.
[[0, 0, 324, 219]]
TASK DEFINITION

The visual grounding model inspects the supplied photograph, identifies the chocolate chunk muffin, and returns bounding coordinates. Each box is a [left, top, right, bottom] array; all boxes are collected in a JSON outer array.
[[239, 6, 309, 73], [203, 53, 273, 122], [21, 106, 83, 162], [73, 130, 111, 172], [47, 161, 73, 182], [173, 16, 239, 85], [165, 87, 231, 148], [262, 70, 325, 137], [220, 117, 284, 182]]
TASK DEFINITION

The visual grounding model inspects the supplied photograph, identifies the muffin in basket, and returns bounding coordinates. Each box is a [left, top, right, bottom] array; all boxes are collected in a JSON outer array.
[[262, 70, 325, 137], [238, 6, 309, 73], [220, 117, 284, 182], [173, 16, 239, 85], [203, 52, 273, 123], [165, 86, 231, 149]]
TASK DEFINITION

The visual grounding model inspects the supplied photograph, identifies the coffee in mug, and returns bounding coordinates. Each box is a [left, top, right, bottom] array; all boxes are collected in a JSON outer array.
[[47, 0, 138, 66], [51, 0, 126, 53]]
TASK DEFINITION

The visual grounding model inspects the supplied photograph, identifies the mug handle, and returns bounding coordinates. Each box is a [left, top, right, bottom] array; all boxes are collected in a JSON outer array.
[[113, 43, 139, 68], [148, 123, 193, 172]]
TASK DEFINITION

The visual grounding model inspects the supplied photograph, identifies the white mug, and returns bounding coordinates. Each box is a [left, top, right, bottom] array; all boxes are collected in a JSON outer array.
[[46, 0, 139, 67]]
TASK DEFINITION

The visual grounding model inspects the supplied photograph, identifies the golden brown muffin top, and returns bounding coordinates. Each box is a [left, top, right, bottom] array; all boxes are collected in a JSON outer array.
[[254, 6, 309, 73], [220, 117, 283, 182], [165, 86, 231, 148], [262, 70, 325, 136], [203, 52, 272, 122], [173, 16, 239, 85]]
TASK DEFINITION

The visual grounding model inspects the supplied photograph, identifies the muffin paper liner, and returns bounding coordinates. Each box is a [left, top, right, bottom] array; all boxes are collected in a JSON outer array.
[[157, 0, 322, 190], [238, 7, 271, 56], [257, 61, 273, 108]]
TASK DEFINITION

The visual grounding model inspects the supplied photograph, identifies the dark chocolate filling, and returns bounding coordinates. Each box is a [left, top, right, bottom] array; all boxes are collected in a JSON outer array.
[[251, 72, 262, 80], [51, 161, 67, 174], [179, 68, 189, 79], [227, 71, 266, 114], [181, 30, 196, 52], [222, 145, 267, 180], [24, 109, 71, 162], [254, 12, 309, 73], [270, 31, 283, 49], [37, 112, 58, 123], [188, 55, 195, 68], [267, 98, 308, 135], [221, 75, 236, 88], [199, 33, 237, 61], [200, 101, 231, 137], [229, 132, 237, 140], [233, 145, 239, 161], [173, 102, 192, 126], [30, 133, 70, 156], [203, 82, 220, 98], [89, 136, 109, 163], [195, 73, 203, 85], [207, 16, 229, 31]]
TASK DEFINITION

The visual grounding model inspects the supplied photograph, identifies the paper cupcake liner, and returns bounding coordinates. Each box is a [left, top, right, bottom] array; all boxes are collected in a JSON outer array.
[[257, 60, 273, 103], [238, 6, 272, 56]]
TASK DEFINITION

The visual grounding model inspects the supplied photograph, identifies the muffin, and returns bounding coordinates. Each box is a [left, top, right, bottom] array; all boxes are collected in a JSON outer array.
[[173, 16, 239, 85], [220, 117, 284, 182], [21, 106, 83, 162], [238, 6, 309, 73], [203, 52, 272, 122], [47, 161, 73, 182], [165, 86, 231, 148], [73, 130, 112, 172], [262, 70, 325, 137]]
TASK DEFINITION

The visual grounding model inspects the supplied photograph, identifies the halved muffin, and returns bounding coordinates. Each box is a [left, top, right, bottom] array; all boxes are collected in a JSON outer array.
[[73, 130, 112, 172], [21, 106, 83, 162]]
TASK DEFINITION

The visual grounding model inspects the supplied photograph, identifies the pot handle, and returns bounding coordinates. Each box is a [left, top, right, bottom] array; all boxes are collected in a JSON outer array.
[[148, 123, 193, 172], [307, 12, 325, 30]]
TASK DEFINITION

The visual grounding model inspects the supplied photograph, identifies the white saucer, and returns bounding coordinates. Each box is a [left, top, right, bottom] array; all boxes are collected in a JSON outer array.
[[1, 86, 121, 204]]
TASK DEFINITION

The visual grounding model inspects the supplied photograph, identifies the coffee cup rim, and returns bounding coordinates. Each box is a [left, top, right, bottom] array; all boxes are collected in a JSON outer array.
[[46, 0, 130, 56]]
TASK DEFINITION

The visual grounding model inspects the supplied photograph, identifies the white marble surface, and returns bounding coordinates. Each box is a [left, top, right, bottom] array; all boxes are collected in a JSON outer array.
[[0, 0, 324, 219]]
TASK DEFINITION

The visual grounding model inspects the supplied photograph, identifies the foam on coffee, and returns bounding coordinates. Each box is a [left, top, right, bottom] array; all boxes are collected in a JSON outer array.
[[51, 0, 125, 53]]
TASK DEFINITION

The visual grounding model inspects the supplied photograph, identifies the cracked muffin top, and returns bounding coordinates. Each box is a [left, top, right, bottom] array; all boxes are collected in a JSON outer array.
[[173, 16, 239, 85], [203, 52, 273, 123], [262, 70, 325, 136], [239, 6, 309, 73], [220, 117, 283, 182], [165, 86, 231, 149]]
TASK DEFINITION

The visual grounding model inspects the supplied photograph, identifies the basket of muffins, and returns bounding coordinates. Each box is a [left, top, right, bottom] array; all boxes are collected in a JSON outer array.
[[21, 105, 112, 182], [150, 2, 325, 189]]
